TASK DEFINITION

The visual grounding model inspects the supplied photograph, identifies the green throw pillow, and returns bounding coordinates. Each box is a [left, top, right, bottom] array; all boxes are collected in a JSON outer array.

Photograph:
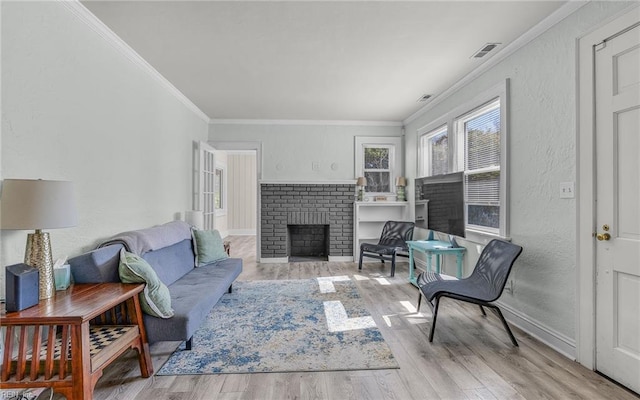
[[119, 249, 174, 319], [192, 229, 228, 267]]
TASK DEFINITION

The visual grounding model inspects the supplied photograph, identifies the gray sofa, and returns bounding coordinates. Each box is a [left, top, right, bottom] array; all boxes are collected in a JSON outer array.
[[68, 229, 242, 350]]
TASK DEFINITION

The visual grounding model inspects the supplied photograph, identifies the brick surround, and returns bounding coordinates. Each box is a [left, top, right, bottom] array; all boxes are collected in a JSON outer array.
[[260, 183, 354, 259]]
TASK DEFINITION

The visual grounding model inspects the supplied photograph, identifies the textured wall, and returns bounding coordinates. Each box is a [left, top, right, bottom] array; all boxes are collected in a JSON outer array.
[[0, 1, 209, 292], [210, 123, 402, 181], [403, 1, 636, 340]]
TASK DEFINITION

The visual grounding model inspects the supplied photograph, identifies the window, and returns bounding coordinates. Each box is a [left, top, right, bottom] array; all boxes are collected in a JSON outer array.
[[364, 145, 392, 193], [214, 167, 224, 210], [355, 136, 403, 196], [417, 80, 509, 239], [457, 99, 501, 234], [419, 125, 448, 176]]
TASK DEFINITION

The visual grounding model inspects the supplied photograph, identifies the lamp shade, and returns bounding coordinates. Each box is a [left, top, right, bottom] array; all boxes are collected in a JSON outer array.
[[356, 177, 367, 186], [396, 176, 406, 187], [185, 210, 204, 230], [1, 179, 78, 230]]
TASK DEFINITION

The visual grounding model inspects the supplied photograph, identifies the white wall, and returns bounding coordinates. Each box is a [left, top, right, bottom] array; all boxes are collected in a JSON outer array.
[[209, 123, 403, 181], [0, 2, 209, 291], [404, 1, 635, 344]]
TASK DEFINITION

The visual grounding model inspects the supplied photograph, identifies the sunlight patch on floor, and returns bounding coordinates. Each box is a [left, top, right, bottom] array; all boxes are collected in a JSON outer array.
[[316, 275, 351, 293], [405, 314, 429, 324], [324, 300, 376, 332], [400, 300, 417, 313]]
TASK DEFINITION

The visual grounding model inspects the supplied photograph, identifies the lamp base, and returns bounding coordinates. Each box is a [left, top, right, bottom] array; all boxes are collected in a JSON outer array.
[[25, 230, 55, 300], [396, 186, 406, 201]]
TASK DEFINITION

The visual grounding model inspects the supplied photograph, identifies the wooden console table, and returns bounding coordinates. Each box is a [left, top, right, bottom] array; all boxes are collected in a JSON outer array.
[[1, 283, 153, 399]]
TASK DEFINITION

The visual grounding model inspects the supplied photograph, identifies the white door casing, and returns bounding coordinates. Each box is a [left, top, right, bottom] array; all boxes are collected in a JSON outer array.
[[577, 4, 640, 371], [594, 23, 640, 393]]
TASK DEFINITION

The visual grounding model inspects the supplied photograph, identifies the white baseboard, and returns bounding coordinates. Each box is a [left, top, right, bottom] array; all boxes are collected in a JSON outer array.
[[328, 256, 353, 262], [227, 229, 257, 236], [496, 300, 576, 360], [259, 257, 289, 263]]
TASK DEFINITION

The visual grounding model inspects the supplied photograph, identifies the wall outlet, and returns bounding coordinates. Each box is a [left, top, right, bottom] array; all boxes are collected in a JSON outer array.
[[559, 182, 574, 198]]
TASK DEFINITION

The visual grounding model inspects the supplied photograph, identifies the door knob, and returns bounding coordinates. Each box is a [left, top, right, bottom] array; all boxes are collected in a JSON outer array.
[[596, 232, 611, 241]]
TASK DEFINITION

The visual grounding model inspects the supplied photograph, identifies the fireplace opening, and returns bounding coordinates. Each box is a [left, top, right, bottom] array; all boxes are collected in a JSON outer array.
[[287, 224, 329, 262]]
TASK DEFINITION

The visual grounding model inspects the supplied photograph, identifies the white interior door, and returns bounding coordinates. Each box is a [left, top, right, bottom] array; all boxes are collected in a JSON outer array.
[[199, 141, 218, 230], [594, 23, 640, 393]]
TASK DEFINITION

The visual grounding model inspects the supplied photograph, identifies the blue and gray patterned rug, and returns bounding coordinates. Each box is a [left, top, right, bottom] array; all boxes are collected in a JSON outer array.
[[157, 277, 398, 374]]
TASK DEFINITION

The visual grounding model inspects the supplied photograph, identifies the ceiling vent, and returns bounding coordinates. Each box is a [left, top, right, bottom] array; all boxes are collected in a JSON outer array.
[[417, 94, 432, 103], [471, 43, 501, 59]]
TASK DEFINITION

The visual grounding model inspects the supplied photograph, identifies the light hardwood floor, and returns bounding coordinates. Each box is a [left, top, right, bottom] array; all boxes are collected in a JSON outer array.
[[93, 236, 638, 400]]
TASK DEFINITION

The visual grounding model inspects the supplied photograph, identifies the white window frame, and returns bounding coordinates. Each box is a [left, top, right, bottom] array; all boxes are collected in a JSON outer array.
[[416, 80, 509, 241], [455, 98, 503, 238], [214, 164, 227, 216], [355, 136, 403, 197], [418, 124, 449, 177]]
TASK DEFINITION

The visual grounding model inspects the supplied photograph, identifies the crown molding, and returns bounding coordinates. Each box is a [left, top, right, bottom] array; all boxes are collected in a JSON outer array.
[[211, 119, 403, 127], [403, 0, 589, 126], [58, 0, 211, 123], [260, 180, 356, 185]]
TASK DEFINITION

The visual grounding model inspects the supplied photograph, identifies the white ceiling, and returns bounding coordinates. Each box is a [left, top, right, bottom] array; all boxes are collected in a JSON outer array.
[[82, 1, 567, 122]]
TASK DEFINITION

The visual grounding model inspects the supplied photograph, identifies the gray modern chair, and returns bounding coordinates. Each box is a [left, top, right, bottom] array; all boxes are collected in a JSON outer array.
[[416, 239, 523, 346], [358, 221, 415, 277]]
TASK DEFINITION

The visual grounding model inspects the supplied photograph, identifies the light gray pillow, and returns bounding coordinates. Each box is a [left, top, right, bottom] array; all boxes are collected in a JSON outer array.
[[119, 248, 174, 318], [192, 229, 229, 267]]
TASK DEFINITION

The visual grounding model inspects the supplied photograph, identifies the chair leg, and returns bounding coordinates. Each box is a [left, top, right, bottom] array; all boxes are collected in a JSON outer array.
[[428, 297, 440, 342], [479, 305, 486, 316], [417, 291, 422, 312], [390, 253, 396, 277], [358, 250, 364, 270], [491, 306, 518, 347]]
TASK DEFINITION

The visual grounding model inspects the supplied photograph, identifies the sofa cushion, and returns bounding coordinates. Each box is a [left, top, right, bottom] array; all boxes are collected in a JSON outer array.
[[119, 249, 174, 319], [192, 229, 228, 266], [142, 239, 194, 286], [143, 257, 242, 343]]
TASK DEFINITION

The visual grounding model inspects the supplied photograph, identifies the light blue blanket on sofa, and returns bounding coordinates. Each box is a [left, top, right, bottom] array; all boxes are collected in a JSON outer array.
[[98, 220, 191, 255]]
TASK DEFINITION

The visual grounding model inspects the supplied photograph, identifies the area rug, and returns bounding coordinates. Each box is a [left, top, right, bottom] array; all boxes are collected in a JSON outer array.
[[156, 277, 398, 374]]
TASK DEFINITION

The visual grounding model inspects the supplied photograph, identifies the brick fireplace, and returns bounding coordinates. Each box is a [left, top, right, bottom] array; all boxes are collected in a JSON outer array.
[[260, 183, 354, 262]]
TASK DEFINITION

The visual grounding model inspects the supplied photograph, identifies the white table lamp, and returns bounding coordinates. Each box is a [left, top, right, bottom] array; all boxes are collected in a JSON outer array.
[[1, 179, 78, 299]]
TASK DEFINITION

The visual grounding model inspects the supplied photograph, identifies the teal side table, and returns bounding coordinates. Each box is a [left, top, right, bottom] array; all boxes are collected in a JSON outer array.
[[407, 240, 466, 286]]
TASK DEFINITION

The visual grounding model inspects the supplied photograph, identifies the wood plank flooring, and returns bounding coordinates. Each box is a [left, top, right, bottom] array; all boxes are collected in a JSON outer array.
[[93, 236, 638, 400]]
